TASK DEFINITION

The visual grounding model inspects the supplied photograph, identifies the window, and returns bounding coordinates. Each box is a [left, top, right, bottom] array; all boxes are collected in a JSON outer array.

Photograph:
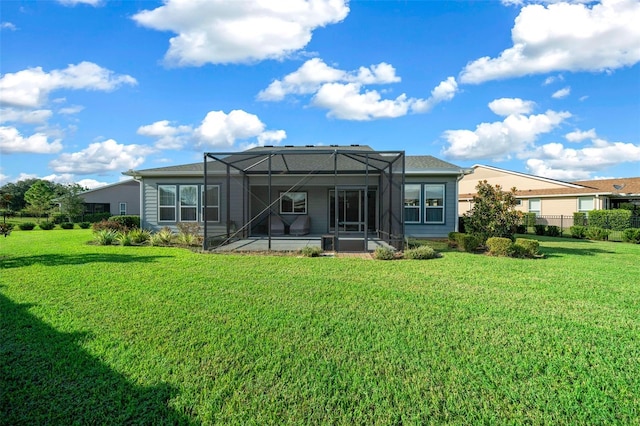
[[529, 198, 541, 213], [202, 185, 220, 222], [280, 192, 307, 214], [158, 185, 176, 222], [180, 185, 198, 222], [578, 197, 594, 212], [424, 184, 445, 223], [404, 184, 421, 223], [119, 202, 127, 215]]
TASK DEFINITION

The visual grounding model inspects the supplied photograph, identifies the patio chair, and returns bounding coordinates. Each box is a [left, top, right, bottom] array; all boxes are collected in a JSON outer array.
[[270, 215, 285, 235], [290, 215, 310, 236]]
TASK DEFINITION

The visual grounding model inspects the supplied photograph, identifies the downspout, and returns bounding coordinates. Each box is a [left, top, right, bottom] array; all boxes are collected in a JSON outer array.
[[131, 174, 144, 230]]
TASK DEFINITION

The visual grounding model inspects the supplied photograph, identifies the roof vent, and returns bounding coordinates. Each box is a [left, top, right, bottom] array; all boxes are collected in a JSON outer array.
[[330, 144, 338, 147], [613, 184, 625, 190], [351, 144, 360, 147], [305, 144, 314, 147], [263, 145, 273, 147], [285, 145, 293, 147]]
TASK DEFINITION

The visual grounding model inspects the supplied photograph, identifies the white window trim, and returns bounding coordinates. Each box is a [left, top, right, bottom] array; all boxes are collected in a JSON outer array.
[[578, 196, 594, 212], [119, 202, 127, 216], [179, 185, 198, 222], [280, 191, 307, 215], [424, 184, 445, 224], [202, 185, 220, 223], [528, 198, 541, 214], [404, 184, 421, 224], [158, 185, 177, 222]]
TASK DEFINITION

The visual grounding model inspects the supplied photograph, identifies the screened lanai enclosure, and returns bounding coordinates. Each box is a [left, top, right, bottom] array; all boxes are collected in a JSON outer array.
[[202, 146, 405, 252]]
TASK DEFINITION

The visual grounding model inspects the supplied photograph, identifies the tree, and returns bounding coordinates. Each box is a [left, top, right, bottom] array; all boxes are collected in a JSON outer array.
[[463, 180, 522, 243], [57, 183, 86, 222], [24, 180, 55, 221]]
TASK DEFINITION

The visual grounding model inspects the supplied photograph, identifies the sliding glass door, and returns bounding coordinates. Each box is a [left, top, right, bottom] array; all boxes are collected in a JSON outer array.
[[329, 189, 376, 233]]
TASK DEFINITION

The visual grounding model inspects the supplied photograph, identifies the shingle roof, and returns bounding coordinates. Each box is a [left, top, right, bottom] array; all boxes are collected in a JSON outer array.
[[572, 177, 640, 195]]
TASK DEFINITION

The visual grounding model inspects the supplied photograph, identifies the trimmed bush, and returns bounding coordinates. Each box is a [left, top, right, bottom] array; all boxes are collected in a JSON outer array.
[[622, 228, 640, 244], [78, 222, 91, 229], [18, 222, 36, 231], [109, 215, 140, 229], [570, 225, 586, 239], [92, 219, 126, 233], [374, 246, 396, 260], [545, 225, 561, 237], [585, 227, 609, 241], [588, 209, 631, 231], [486, 237, 513, 257], [60, 222, 75, 229], [404, 245, 438, 260], [573, 212, 587, 227], [93, 229, 118, 245], [83, 212, 112, 223], [457, 234, 482, 253], [448, 232, 462, 248], [300, 246, 322, 257], [534, 224, 546, 236], [39, 221, 56, 230], [523, 212, 537, 228], [515, 224, 527, 234], [514, 238, 540, 258]]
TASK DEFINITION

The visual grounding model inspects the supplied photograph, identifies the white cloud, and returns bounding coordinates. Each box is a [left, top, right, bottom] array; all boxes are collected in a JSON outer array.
[[49, 139, 153, 174], [194, 110, 285, 148], [565, 128, 596, 142], [526, 138, 640, 180], [257, 129, 287, 145], [552, 86, 571, 99], [0, 126, 63, 154], [137, 120, 193, 149], [133, 0, 349, 66], [57, 0, 102, 5], [0, 108, 53, 124], [461, 0, 640, 84], [58, 105, 84, 115], [542, 74, 564, 85], [0, 61, 137, 108], [411, 77, 459, 113], [488, 98, 535, 116], [1, 22, 17, 31], [442, 102, 571, 160], [76, 178, 109, 189]]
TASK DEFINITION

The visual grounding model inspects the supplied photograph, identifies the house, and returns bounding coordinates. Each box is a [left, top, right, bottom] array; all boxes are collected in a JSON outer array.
[[79, 179, 140, 217], [124, 145, 469, 252], [459, 164, 640, 217]]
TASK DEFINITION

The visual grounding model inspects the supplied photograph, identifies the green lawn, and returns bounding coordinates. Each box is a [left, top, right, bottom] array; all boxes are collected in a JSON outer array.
[[1, 230, 639, 424]]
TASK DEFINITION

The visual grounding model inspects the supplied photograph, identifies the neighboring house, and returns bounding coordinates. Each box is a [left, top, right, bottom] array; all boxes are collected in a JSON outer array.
[[124, 145, 468, 251], [79, 179, 140, 217], [459, 164, 640, 217]]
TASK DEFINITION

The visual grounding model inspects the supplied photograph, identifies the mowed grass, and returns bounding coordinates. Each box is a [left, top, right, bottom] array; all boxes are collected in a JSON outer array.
[[1, 230, 639, 424]]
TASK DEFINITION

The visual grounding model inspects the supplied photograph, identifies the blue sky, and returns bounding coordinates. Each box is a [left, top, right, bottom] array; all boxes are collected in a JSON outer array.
[[1, 0, 639, 188]]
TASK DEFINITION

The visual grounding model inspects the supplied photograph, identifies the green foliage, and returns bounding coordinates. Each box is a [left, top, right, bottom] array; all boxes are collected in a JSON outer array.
[[78, 222, 91, 229], [300, 246, 323, 257], [18, 222, 36, 230], [176, 222, 201, 246], [83, 212, 112, 223], [463, 181, 522, 243], [534, 224, 546, 235], [457, 233, 482, 253], [116, 232, 133, 246], [57, 183, 86, 222], [486, 237, 513, 257], [622, 228, 640, 244], [513, 238, 540, 258], [545, 225, 561, 237], [129, 228, 151, 244], [109, 215, 140, 229], [515, 224, 527, 234], [588, 209, 632, 231], [93, 229, 118, 245], [60, 222, 75, 229], [177, 232, 200, 246], [570, 225, 586, 239], [403, 245, 438, 260], [0, 222, 13, 237], [150, 227, 174, 246], [447, 232, 461, 247], [92, 219, 127, 233], [523, 212, 537, 228], [573, 212, 587, 226], [39, 221, 56, 230], [374, 246, 396, 260], [585, 227, 609, 241], [24, 180, 55, 220]]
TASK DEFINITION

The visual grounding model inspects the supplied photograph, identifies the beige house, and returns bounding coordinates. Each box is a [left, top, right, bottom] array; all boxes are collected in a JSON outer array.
[[460, 165, 640, 217]]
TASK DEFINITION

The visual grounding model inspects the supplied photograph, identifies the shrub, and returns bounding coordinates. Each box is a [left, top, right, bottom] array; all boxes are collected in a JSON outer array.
[[18, 222, 36, 230], [622, 228, 640, 244], [374, 246, 396, 260], [94, 229, 118, 245], [109, 215, 140, 229], [534, 224, 546, 235], [1, 223, 14, 237], [92, 219, 126, 233], [486, 237, 513, 257], [457, 234, 482, 253], [573, 212, 587, 227], [83, 212, 112, 223], [129, 228, 151, 244], [448, 232, 462, 247], [514, 238, 540, 258], [403, 245, 439, 260], [570, 225, 586, 239], [585, 227, 609, 241], [51, 213, 67, 224], [300, 246, 322, 257], [116, 232, 133, 246], [60, 222, 75, 229], [150, 227, 174, 246], [39, 221, 56, 230], [545, 225, 561, 237], [177, 232, 200, 246], [523, 212, 537, 228], [515, 224, 527, 234], [78, 222, 91, 229], [462, 181, 522, 243], [588, 209, 631, 231]]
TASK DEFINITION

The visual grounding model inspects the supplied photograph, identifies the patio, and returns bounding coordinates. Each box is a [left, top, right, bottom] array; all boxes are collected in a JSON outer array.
[[210, 235, 395, 253]]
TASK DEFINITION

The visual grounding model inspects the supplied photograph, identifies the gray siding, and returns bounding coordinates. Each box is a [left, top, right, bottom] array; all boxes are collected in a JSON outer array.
[[404, 175, 458, 238], [80, 180, 140, 216]]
